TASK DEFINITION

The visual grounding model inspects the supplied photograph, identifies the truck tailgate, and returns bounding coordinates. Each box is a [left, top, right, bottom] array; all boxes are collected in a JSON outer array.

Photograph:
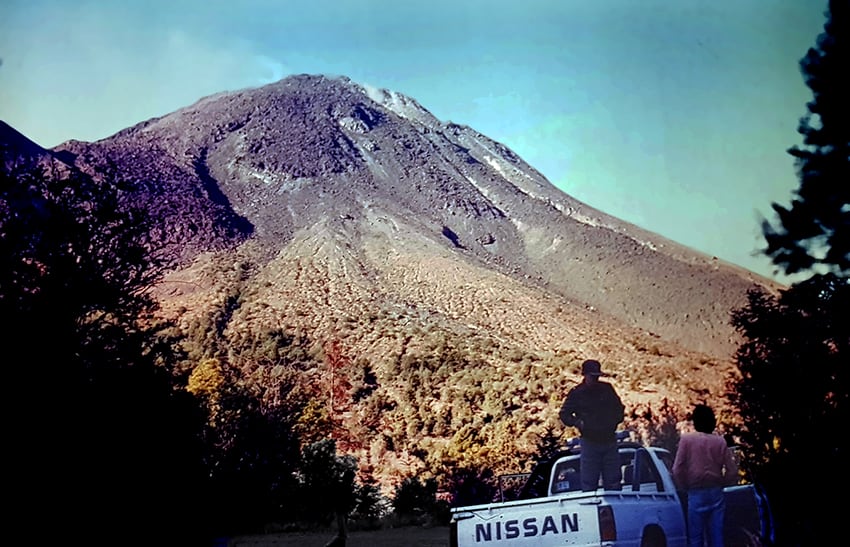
[[452, 495, 603, 546]]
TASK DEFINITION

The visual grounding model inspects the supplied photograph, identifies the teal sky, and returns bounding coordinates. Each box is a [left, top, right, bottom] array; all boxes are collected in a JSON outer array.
[[0, 0, 828, 282]]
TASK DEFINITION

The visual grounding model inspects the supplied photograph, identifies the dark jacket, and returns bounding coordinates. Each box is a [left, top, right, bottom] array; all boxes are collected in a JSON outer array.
[[559, 380, 625, 443]]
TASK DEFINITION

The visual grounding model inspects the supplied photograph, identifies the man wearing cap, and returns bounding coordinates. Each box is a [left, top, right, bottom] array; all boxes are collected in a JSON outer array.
[[559, 359, 625, 491]]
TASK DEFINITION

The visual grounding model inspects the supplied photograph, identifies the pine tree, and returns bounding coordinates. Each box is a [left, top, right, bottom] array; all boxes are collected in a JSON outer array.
[[1, 164, 211, 544], [763, 0, 849, 278], [729, 4, 850, 544]]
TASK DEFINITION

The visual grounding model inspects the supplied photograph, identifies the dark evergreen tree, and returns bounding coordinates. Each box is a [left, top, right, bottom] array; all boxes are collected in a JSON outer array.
[[763, 0, 849, 277], [530, 423, 567, 465], [729, 275, 848, 546], [1, 165, 211, 545], [729, 5, 849, 544], [299, 438, 359, 541], [200, 365, 303, 537], [444, 466, 498, 508]]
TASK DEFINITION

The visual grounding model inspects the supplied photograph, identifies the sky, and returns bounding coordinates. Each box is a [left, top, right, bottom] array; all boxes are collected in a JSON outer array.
[[0, 0, 829, 283]]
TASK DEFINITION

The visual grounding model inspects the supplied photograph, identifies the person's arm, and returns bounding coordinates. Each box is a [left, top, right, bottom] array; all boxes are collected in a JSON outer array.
[[671, 437, 689, 490], [601, 383, 625, 426], [613, 387, 625, 425], [559, 389, 582, 428]]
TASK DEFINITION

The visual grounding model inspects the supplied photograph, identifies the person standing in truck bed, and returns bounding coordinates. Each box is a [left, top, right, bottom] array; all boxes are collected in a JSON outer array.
[[672, 404, 739, 547], [559, 359, 625, 491]]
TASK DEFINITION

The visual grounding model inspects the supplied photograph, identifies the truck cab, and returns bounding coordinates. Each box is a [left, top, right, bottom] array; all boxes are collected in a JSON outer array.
[[518, 441, 674, 499]]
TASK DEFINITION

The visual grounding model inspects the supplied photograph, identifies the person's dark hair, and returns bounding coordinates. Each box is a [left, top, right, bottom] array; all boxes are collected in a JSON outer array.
[[691, 404, 716, 434]]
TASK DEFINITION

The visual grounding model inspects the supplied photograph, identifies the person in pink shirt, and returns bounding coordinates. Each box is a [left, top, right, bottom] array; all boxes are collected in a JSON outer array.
[[672, 404, 739, 547]]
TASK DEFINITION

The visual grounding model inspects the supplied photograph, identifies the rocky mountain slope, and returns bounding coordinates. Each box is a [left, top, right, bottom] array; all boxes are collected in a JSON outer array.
[[2, 75, 782, 482], [52, 75, 776, 352]]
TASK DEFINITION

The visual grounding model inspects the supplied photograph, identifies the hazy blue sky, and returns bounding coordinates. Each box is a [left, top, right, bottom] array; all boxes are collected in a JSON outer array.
[[0, 0, 828, 282]]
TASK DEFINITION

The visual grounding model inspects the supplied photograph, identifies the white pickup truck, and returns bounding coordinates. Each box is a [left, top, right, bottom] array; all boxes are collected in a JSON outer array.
[[449, 440, 773, 547]]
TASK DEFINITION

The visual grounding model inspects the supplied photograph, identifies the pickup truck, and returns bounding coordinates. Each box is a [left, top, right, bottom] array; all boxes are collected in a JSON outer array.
[[449, 439, 773, 547]]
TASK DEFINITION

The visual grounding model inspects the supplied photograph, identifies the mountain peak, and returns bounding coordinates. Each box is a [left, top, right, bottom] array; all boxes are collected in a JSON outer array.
[[1, 120, 49, 164], [44, 74, 776, 364], [1, 120, 78, 173]]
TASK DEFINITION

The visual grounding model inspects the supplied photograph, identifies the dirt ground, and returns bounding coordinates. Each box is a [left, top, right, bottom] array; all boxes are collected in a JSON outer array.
[[227, 525, 451, 546]]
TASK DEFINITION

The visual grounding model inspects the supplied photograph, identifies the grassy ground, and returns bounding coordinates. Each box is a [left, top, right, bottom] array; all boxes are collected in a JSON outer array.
[[227, 525, 451, 546]]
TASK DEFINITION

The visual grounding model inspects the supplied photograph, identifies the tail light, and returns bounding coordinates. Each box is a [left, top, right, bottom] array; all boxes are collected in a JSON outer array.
[[598, 505, 617, 541]]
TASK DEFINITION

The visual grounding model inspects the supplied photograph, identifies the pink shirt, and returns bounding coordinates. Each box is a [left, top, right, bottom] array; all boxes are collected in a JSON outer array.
[[672, 432, 739, 490]]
